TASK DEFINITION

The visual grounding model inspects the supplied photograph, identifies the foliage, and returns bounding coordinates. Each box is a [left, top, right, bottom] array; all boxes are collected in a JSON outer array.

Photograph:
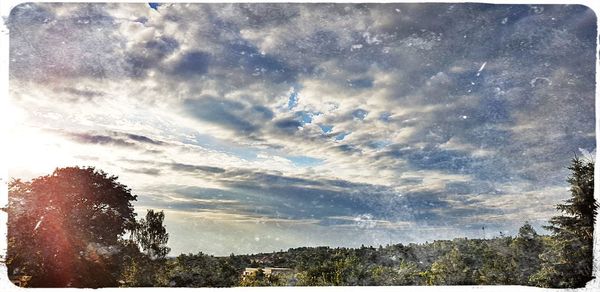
[[7, 167, 137, 287], [166, 252, 239, 287], [532, 157, 597, 288], [477, 237, 515, 285], [423, 247, 470, 285], [371, 261, 421, 285], [510, 222, 543, 285], [132, 210, 171, 259], [117, 241, 171, 287]]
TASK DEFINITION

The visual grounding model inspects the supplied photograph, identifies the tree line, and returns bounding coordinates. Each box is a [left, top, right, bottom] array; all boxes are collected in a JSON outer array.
[[3, 157, 596, 287]]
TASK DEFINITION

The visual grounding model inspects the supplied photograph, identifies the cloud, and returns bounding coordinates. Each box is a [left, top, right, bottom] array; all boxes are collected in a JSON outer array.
[[57, 129, 167, 150], [169, 162, 226, 174], [124, 133, 166, 146], [273, 118, 302, 134], [123, 167, 162, 176], [183, 96, 274, 136], [171, 51, 210, 76], [130, 162, 504, 230], [8, 3, 595, 255], [8, 3, 125, 81], [60, 87, 105, 100], [64, 132, 136, 148]]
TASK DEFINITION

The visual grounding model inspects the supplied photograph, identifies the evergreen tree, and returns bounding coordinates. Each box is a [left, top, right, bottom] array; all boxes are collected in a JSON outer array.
[[532, 157, 597, 288], [547, 157, 596, 241]]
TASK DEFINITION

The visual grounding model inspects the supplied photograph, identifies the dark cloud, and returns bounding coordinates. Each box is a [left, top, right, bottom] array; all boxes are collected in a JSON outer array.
[[65, 132, 135, 148], [146, 36, 179, 57], [136, 166, 503, 228], [123, 159, 228, 176], [169, 162, 226, 174], [377, 143, 514, 182], [347, 78, 374, 88], [172, 51, 211, 76], [141, 170, 398, 223], [123, 36, 180, 78], [273, 118, 302, 134], [122, 133, 165, 146], [251, 105, 275, 120], [336, 144, 361, 155], [183, 96, 260, 135], [61, 87, 105, 99], [221, 42, 297, 83], [58, 130, 167, 149], [124, 167, 162, 176], [236, 4, 301, 28]]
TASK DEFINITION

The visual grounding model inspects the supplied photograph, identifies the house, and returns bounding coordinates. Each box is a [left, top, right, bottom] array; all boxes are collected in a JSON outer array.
[[242, 267, 293, 279]]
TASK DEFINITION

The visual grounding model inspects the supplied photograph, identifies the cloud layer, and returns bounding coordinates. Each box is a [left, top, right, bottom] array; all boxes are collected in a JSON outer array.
[[7, 3, 596, 255]]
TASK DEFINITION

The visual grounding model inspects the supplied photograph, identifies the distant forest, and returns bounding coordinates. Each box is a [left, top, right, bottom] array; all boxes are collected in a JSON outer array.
[[3, 157, 596, 288]]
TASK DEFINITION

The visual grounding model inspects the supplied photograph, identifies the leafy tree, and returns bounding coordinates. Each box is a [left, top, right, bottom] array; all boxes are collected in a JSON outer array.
[[132, 209, 171, 259], [167, 252, 238, 287], [509, 222, 543, 285], [117, 240, 172, 287], [7, 167, 137, 287], [477, 237, 516, 285], [423, 247, 470, 285], [217, 257, 241, 287], [531, 157, 597, 288], [332, 254, 371, 285], [118, 242, 153, 287], [370, 266, 398, 285], [370, 261, 421, 285]]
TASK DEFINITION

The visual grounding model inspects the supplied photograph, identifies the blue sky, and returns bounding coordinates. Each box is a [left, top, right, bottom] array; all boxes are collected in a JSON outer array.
[[6, 3, 596, 256]]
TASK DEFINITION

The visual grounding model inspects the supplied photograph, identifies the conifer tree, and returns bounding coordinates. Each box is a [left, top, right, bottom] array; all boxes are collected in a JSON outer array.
[[531, 157, 597, 288]]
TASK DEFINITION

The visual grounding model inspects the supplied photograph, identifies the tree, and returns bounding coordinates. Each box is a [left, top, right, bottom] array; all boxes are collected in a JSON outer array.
[[132, 209, 171, 259], [117, 240, 172, 287], [531, 157, 597, 288], [509, 222, 543, 285], [548, 157, 596, 241], [7, 167, 138, 287], [168, 252, 235, 287], [423, 247, 470, 285], [370, 261, 421, 285], [477, 237, 516, 285], [119, 209, 171, 287]]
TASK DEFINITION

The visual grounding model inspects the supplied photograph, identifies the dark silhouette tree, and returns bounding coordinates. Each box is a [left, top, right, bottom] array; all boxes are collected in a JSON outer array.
[[7, 167, 137, 287], [531, 157, 597, 288]]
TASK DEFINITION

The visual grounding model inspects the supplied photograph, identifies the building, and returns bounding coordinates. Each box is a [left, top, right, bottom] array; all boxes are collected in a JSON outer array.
[[242, 267, 293, 279]]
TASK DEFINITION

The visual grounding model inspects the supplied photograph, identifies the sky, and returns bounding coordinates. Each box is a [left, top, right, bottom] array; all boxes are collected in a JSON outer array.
[[5, 3, 597, 256]]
